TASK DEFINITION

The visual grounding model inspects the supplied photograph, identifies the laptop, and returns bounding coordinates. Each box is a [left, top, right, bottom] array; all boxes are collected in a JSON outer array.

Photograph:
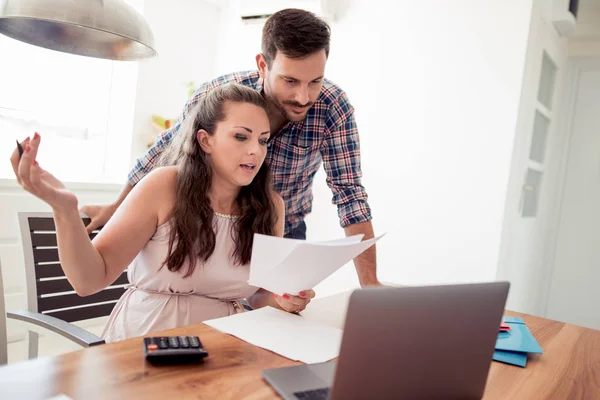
[[262, 282, 509, 400]]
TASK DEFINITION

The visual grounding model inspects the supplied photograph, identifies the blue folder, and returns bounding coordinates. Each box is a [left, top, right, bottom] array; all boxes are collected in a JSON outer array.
[[493, 349, 528, 368], [492, 316, 543, 368]]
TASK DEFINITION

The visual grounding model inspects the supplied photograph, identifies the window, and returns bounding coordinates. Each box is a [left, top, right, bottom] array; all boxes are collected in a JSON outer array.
[[522, 168, 543, 218], [529, 110, 550, 163], [537, 52, 557, 110], [0, 0, 143, 184]]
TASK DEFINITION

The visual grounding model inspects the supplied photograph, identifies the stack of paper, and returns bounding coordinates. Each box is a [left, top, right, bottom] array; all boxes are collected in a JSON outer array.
[[206, 234, 385, 363], [204, 306, 343, 364], [493, 316, 543, 367], [248, 233, 385, 295]]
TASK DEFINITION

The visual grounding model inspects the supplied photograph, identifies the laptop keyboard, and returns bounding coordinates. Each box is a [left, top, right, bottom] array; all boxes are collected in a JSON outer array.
[[294, 388, 330, 400]]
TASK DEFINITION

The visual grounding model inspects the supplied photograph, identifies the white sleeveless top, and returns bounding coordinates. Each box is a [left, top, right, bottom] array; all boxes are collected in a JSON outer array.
[[102, 214, 258, 342]]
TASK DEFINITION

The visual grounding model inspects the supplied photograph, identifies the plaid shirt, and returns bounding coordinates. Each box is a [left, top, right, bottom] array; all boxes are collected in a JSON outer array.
[[128, 71, 372, 235]]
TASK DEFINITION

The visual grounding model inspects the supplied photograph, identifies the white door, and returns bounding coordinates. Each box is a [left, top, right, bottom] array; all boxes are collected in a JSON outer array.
[[496, 15, 569, 315], [545, 57, 600, 330]]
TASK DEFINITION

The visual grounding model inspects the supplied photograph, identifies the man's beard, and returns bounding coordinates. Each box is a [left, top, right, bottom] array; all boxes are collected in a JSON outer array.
[[264, 81, 312, 122], [267, 91, 292, 121]]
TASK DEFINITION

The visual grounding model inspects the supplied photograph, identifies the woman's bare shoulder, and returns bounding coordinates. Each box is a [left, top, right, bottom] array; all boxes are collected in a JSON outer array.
[[135, 166, 179, 224]]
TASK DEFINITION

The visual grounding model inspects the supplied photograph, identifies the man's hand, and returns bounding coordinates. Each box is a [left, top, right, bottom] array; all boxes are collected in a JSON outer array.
[[80, 182, 134, 233], [79, 203, 119, 233]]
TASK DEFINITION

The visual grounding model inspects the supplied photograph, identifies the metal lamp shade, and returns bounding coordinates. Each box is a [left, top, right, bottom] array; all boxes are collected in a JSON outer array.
[[0, 0, 157, 61]]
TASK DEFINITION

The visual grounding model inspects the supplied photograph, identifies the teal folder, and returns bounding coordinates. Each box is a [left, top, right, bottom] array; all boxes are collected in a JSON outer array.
[[493, 349, 528, 368], [492, 316, 543, 368]]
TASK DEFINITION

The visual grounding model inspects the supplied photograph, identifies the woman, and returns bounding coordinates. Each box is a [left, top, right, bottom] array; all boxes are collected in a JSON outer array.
[[11, 83, 314, 342]]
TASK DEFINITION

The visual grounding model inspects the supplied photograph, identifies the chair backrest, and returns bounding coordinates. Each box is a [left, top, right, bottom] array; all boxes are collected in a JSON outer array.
[[18, 212, 128, 323], [0, 256, 8, 365]]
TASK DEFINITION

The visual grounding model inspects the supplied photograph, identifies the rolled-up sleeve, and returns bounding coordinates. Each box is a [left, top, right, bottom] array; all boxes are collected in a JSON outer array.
[[321, 95, 372, 227]]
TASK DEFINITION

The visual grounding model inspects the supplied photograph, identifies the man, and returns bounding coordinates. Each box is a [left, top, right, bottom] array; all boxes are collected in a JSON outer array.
[[82, 8, 380, 287]]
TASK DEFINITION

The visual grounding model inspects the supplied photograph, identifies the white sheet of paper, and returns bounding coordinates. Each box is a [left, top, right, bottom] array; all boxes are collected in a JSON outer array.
[[204, 306, 343, 364], [248, 234, 365, 281], [249, 233, 386, 295], [315, 234, 365, 246], [248, 234, 300, 280]]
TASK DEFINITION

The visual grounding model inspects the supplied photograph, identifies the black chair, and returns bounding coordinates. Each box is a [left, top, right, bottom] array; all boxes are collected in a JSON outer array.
[[7, 212, 128, 359]]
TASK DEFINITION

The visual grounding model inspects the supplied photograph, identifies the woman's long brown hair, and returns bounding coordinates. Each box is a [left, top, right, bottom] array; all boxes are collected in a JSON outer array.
[[157, 83, 277, 277]]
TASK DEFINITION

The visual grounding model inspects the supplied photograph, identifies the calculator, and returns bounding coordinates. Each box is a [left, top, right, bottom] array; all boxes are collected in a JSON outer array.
[[143, 336, 208, 365]]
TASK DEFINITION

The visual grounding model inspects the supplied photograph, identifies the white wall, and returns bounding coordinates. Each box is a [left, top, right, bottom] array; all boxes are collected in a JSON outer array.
[[313, 1, 534, 293], [569, 38, 600, 57], [545, 59, 600, 330], [129, 0, 222, 165], [538, 1, 600, 330], [213, 0, 321, 75]]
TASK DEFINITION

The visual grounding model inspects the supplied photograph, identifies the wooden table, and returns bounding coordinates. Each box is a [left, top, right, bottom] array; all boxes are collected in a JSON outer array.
[[1, 292, 599, 400]]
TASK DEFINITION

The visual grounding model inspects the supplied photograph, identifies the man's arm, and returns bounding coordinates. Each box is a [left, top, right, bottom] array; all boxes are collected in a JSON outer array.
[[321, 93, 379, 286], [80, 181, 133, 233], [81, 85, 209, 232], [345, 221, 379, 286]]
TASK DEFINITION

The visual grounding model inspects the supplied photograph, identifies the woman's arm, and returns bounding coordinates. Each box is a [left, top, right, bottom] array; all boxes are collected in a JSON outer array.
[[11, 136, 176, 296], [247, 193, 315, 312], [76, 167, 177, 295]]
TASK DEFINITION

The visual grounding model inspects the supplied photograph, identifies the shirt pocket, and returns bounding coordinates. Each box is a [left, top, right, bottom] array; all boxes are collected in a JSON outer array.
[[270, 145, 311, 195], [269, 127, 322, 188]]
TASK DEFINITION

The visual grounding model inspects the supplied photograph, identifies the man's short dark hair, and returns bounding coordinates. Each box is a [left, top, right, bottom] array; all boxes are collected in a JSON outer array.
[[262, 8, 331, 67]]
